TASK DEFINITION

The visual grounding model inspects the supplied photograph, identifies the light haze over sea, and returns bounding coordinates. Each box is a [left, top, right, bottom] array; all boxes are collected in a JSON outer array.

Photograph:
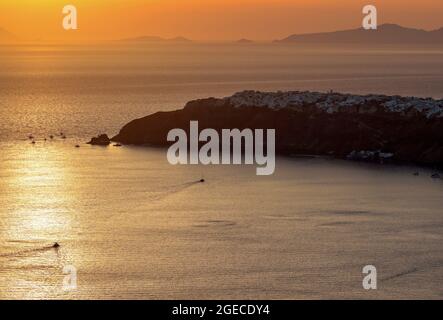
[[0, 43, 442, 299]]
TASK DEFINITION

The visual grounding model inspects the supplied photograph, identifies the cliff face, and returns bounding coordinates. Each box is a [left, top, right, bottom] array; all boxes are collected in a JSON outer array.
[[112, 91, 443, 166]]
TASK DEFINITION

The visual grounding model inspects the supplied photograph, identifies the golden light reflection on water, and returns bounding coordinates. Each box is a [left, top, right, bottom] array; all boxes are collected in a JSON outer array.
[[1, 141, 443, 299], [0, 143, 77, 299], [4, 143, 73, 239]]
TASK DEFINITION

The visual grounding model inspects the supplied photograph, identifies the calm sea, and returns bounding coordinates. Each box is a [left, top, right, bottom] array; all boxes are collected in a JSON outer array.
[[0, 43, 442, 299], [1, 43, 443, 142]]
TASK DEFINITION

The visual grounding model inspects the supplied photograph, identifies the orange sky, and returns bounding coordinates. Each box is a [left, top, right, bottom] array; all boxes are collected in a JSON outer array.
[[0, 0, 442, 42]]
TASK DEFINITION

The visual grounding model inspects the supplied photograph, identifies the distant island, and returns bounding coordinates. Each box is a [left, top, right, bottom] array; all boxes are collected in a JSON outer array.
[[119, 36, 192, 43], [276, 24, 443, 44], [236, 39, 254, 44], [4, 23, 443, 45], [111, 90, 443, 167]]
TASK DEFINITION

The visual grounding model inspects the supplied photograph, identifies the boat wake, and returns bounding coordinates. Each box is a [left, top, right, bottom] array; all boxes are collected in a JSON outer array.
[[146, 179, 204, 201], [0, 244, 58, 259]]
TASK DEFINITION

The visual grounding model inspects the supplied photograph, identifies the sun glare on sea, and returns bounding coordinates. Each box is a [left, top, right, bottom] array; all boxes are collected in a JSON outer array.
[[3, 143, 74, 239]]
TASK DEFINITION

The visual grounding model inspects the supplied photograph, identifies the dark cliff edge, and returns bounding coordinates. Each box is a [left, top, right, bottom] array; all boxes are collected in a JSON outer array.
[[112, 91, 443, 167]]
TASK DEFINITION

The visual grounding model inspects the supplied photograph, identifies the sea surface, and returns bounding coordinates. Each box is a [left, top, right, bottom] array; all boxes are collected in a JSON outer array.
[[1, 43, 443, 142], [0, 43, 442, 299]]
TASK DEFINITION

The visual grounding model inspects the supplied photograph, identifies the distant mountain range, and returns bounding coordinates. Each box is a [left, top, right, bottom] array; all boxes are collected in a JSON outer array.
[[0, 27, 17, 43], [3, 24, 442, 45], [119, 36, 192, 43], [277, 24, 443, 44]]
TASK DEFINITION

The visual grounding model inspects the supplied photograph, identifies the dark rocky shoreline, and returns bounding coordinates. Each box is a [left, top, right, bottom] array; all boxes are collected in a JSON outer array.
[[111, 91, 443, 168]]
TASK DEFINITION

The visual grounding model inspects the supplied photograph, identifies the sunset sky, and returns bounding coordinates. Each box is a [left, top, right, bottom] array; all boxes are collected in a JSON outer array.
[[0, 0, 442, 42]]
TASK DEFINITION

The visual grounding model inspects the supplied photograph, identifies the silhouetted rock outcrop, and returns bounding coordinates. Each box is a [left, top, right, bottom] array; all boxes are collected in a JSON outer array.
[[113, 90, 443, 167], [87, 134, 111, 146]]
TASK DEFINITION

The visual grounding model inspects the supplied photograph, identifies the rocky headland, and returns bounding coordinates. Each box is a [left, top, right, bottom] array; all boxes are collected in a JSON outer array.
[[112, 90, 443, 167]]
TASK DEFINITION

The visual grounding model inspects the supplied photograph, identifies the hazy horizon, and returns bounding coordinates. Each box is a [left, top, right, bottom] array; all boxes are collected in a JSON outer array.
[[2, 23, 443, 45], [1, 0, 443, 42]]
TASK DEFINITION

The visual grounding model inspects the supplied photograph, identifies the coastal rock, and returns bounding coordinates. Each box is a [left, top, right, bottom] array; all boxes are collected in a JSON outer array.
[[112, 90, 443, 167], [87, 134, 111, 146]]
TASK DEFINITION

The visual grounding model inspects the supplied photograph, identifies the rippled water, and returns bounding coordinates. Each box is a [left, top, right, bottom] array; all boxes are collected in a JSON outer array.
[[0, 142, 442, 299], [0, 44, 443, 299], [1, 44, 443, 142]]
